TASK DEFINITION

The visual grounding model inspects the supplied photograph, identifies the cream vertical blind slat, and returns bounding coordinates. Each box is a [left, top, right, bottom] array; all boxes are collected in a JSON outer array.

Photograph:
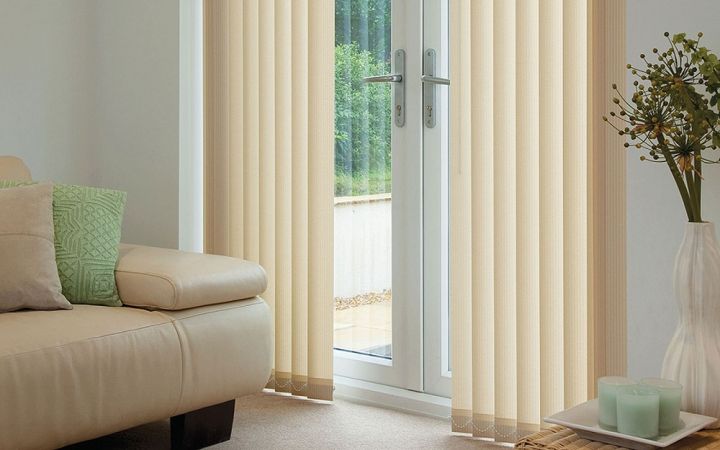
[[492, 0, 517, 441], [562, 0, 589, 409], [450, 0, 626, 441], [306, 0, 335, 400], [273, 0, 293, 394], [516, 0, 541, 433], [450, 0, 473, 434], [258, 0, 277, 373], [290, 0, 310, 397], [203, 0, 243, 256], [202, 0, 221, 253], [204, 0, 334, 401], [242, 0, 260, 263], [588, 0, 628, 390], [228, 2, 245, 258], [470, 0, 495, 438], [538, 0, 565, 422]]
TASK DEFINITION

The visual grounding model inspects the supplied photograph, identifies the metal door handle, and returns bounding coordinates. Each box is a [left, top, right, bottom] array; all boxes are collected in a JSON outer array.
[[364, 74, 403, 83], [362, 49, 405, 127], [422, 49, 450, 128], [421, 75, 450, 86]]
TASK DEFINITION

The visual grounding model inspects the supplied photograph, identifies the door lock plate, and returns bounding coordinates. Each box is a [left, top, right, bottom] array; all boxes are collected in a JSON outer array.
[[423, 49, 436, 128], [394, 49, 405, 127]]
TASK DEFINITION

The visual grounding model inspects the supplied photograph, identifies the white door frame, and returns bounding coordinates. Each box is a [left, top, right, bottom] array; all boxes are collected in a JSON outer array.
[[422, 0, 451, 398], [334, 0, 424, 392]]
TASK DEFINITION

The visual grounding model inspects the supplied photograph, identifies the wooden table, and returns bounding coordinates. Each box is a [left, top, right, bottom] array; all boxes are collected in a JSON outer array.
[[516, 426, 720, 449]]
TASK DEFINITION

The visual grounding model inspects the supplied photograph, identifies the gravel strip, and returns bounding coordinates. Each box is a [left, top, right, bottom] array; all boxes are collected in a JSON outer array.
[[334, 289, 392, 311]]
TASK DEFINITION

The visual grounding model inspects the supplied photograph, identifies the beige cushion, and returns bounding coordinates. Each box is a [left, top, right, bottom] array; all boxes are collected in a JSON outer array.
[[115, 244, 267, 310], [0, 155, 32, 181], [165, 298, 273, 414], [0, 183, 71, 312], [0, 305, 182, 450], [0, 299, 273, 450]]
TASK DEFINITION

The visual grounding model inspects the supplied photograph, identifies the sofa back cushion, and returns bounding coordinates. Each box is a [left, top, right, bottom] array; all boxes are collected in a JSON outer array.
[[1, 177, 127, 307], [0, 183, 72, 312], [52, 184, 126, 306], [0, 156, 31, 181]]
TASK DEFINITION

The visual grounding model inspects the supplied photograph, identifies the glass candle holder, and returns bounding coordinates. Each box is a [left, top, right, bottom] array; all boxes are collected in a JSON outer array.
[[617, 385, 661, 439], [598, 376, 636, 430], [641, 378, 682, 434]]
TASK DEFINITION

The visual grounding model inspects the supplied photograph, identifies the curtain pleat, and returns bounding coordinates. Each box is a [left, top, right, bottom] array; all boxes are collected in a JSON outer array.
[[450, 0, 625, 441], [204, 0, 334, 401]]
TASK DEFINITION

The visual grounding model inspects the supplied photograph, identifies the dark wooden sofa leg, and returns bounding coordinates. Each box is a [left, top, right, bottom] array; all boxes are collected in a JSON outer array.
[[171, 399, 236, 450]]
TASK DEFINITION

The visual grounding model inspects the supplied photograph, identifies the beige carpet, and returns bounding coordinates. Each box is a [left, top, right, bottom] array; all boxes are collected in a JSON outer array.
[[65, 392, 503, 449]]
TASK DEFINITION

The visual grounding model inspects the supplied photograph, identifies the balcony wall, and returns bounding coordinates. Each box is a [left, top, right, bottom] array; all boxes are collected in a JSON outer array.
[[334, 194, 392, 298]]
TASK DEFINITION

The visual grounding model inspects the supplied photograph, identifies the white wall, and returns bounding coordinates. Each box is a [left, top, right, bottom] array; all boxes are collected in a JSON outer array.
[[92, 0, 181, 248], [627, 0, 720, 378], [0, 0, 98, 185], [334, 199, 392, 298], [0, 0, 201, 250]]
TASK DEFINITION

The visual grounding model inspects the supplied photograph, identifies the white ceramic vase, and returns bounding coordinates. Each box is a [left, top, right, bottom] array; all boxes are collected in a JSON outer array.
[[661, 222, 720, 428]]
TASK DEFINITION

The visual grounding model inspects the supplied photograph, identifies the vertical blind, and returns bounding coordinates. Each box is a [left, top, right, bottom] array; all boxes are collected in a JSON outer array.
[[449, 0, 626, 441], [203, 0, 335, 400]]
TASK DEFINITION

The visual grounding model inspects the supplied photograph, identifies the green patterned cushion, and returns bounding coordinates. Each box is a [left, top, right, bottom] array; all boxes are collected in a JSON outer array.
[[0, 181, 126, 306], [52, 184, 126, 306]]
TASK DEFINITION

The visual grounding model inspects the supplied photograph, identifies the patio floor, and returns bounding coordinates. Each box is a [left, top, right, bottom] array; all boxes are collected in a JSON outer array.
[[334, 295, 392, 357]]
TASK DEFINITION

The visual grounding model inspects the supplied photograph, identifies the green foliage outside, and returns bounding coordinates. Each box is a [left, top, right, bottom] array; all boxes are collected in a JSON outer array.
[[335, 43, 392, 196], [334, 0, 392, 197]]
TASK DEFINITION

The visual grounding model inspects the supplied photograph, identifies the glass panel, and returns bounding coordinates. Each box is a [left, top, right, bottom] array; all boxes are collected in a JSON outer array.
[[333, 0, 393, 359]]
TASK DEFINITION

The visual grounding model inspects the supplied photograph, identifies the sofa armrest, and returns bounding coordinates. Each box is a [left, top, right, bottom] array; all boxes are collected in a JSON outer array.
[[115, 244, 267, 310]]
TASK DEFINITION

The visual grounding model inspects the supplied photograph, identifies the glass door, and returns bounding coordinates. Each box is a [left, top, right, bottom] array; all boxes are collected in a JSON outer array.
[[333, 0, 423, 391], [333, 0, 449, 396]]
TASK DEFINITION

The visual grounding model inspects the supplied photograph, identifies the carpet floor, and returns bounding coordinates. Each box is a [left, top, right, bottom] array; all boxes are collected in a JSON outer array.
[[64, 392, 503, 449]]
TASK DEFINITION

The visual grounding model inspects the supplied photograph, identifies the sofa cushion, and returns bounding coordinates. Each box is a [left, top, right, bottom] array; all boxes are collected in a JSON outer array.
[[0, 156, 31, 181], [164, 298, 273, 414], [53, 184, 127, 306], [0, 183, 72, 312], [116, 244, 267, 310], [0, 305, 183, 450], [0, 299, 274, 450], [0, 181, 127, 307]]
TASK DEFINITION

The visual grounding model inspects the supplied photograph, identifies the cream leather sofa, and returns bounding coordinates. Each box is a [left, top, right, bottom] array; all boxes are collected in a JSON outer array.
[[0, 156, 273, 450]]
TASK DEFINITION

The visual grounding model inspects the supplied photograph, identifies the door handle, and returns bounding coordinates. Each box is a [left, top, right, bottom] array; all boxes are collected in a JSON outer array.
[[421, 75, 450, 86], [422, 49, 450, 128], [363, 74, 403, 83], [362, 49, 405, 127]]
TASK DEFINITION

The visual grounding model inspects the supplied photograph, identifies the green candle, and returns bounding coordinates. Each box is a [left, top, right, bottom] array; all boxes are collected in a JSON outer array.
[[598, 376, 636, 430], [617, 385, 660, 439], [641, 378, 682, 434]]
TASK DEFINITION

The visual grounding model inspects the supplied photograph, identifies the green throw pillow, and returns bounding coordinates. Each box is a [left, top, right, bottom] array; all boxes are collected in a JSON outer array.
[[0, 181, 126, 306]]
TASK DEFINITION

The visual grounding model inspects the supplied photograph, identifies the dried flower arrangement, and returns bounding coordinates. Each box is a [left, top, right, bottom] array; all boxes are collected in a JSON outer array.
[[605, 32, 720, 222]]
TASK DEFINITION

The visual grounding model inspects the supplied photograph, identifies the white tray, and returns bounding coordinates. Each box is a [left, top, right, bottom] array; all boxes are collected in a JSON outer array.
[[544, 398, 717, 449]]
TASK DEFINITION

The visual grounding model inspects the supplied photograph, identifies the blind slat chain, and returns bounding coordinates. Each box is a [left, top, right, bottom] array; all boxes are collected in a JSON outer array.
[[267, 375, 308, 392], [450, 416, 520, 440]]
